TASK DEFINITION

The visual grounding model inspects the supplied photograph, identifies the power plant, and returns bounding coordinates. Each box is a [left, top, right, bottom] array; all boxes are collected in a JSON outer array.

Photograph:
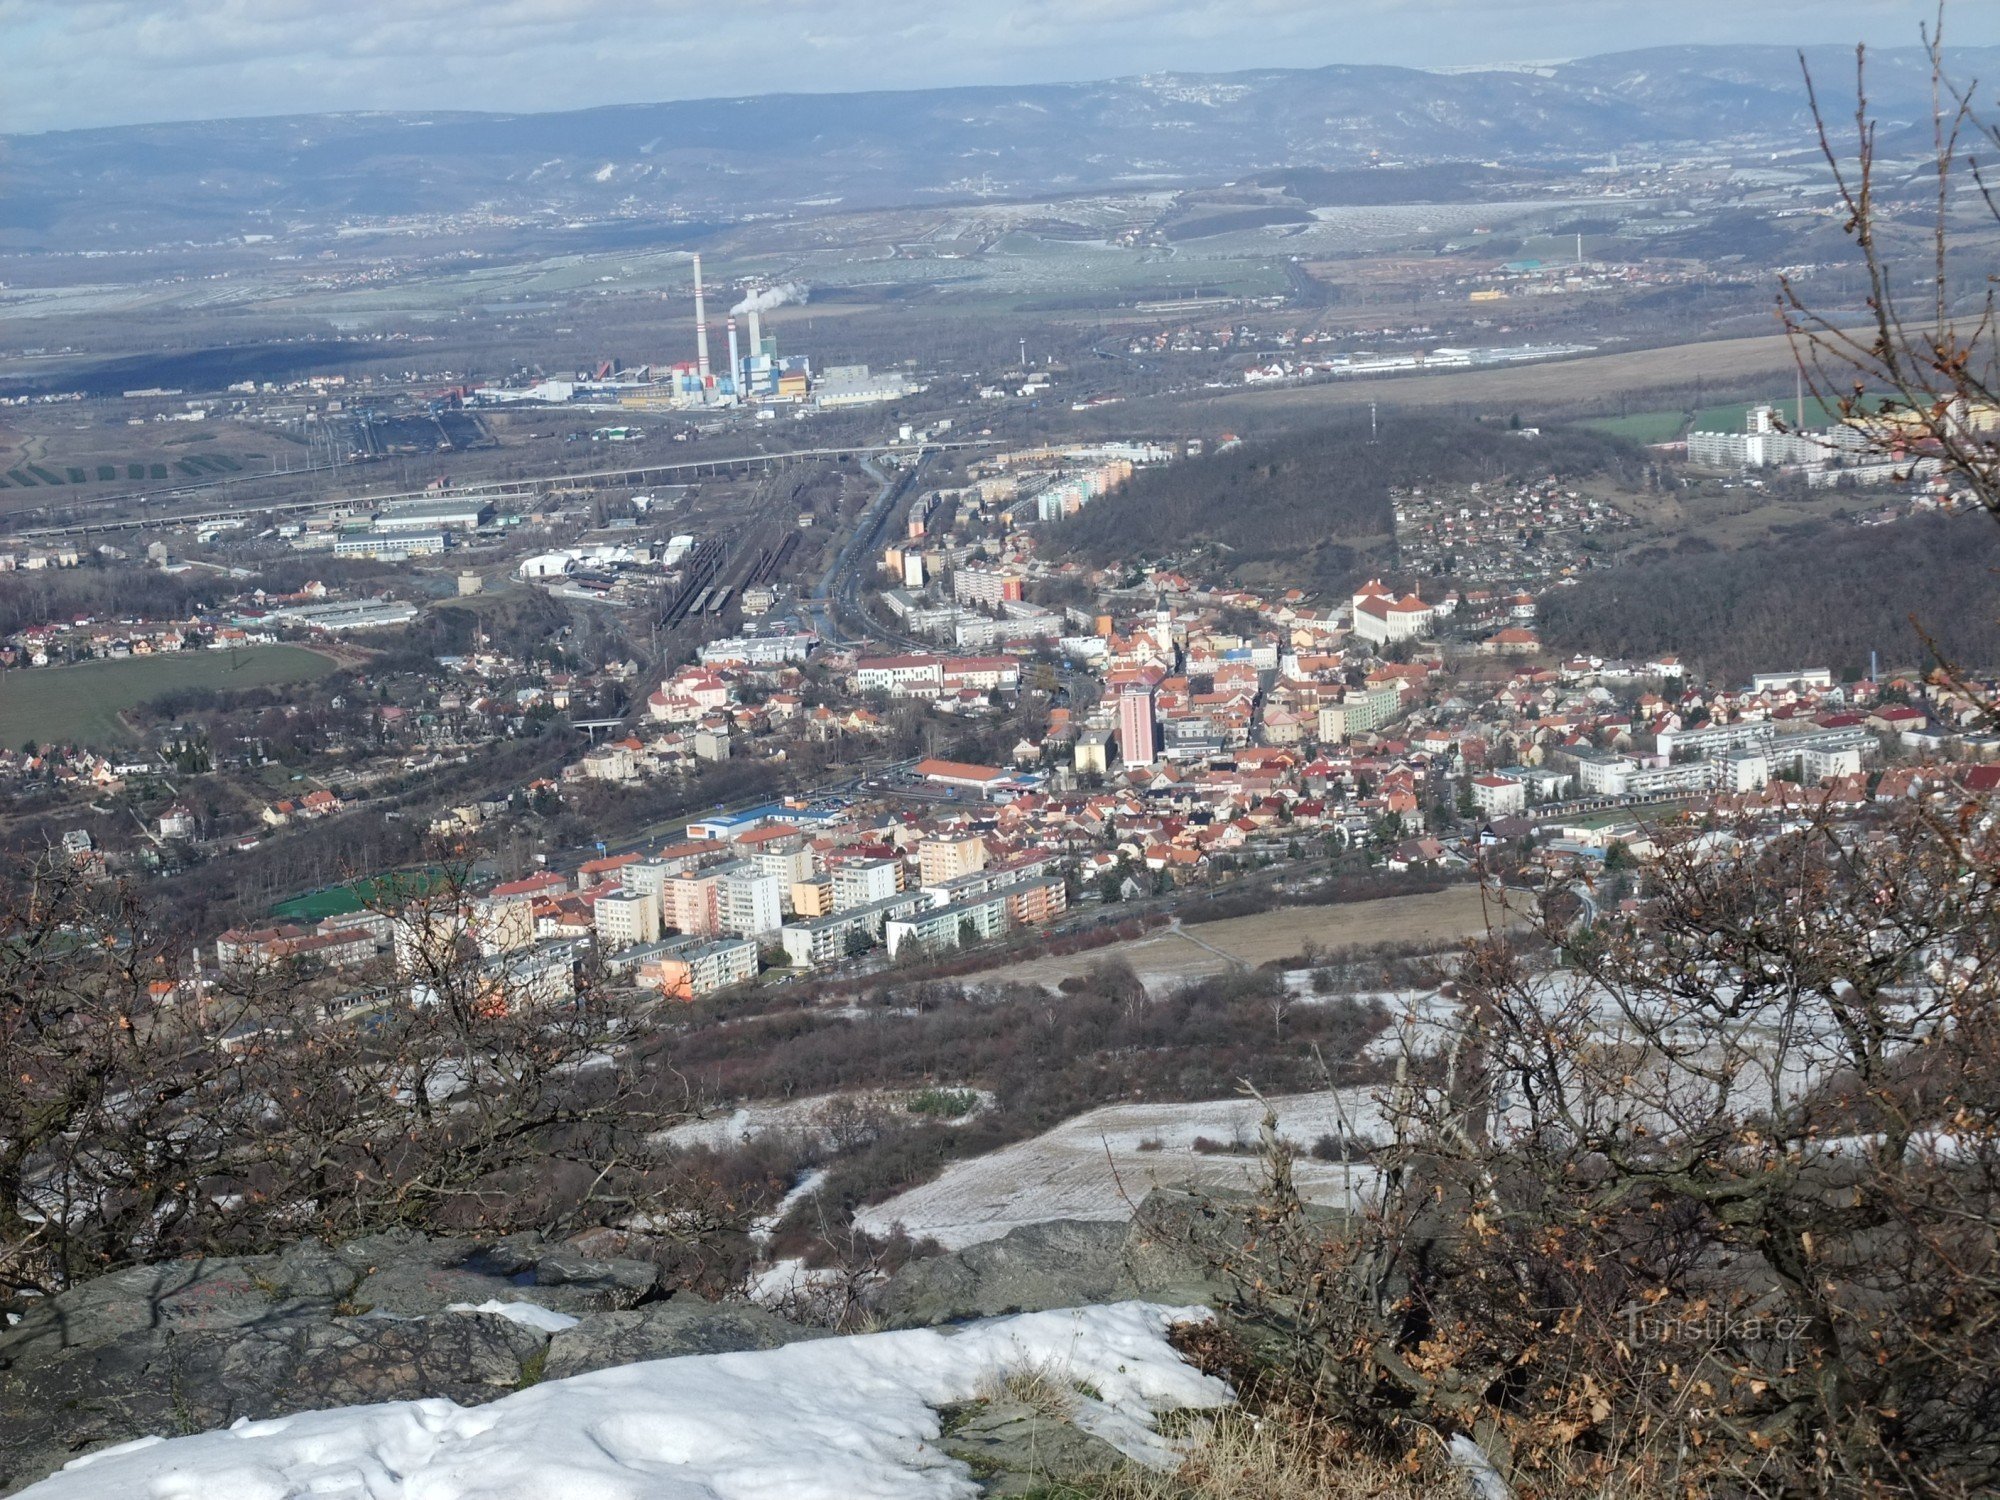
[[463, 260, 913, 412]]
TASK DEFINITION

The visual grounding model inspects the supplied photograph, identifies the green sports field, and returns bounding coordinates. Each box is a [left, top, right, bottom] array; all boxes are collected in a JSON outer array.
[[0, 646, 337, 748], [271, 869, 448, 922]]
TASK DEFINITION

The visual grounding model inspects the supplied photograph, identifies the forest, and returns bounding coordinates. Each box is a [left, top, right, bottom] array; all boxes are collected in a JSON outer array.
[[1046, 417, 1639, 591], [1538, 509, 2000, 681]]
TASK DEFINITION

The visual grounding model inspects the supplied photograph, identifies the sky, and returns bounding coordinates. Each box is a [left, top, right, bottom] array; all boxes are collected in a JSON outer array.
[[3, 0, 1994, 134]]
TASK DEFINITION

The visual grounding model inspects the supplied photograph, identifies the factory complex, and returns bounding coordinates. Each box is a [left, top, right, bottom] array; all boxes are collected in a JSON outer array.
[[466, 257, 912, 415]]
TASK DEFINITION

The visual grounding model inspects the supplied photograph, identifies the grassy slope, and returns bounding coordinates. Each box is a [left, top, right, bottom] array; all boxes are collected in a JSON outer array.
[[0, 645, 336, 748]]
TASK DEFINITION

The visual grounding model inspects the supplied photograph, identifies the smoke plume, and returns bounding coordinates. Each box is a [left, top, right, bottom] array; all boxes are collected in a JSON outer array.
[[730, 283, 807, 315]]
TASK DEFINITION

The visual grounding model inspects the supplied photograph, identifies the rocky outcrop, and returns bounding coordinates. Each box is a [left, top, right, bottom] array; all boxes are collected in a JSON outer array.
[[938, 1398, 1131, 1497], [0, 1231, 821, 1495], [874, 1191, 1247, 1328], [544, 1300, 829, 1380]]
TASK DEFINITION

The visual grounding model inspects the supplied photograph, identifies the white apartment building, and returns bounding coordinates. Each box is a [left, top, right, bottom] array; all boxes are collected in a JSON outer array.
[[594, 888, 661, 950], [714, 862, 784, 938], [832, 857, 902, 910], [1470, 775, 1528, 817], [855, 655, 945, 696]]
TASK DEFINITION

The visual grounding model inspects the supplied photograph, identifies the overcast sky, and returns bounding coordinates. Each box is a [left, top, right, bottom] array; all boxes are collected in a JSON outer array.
[[4, 0, 1993, 134]]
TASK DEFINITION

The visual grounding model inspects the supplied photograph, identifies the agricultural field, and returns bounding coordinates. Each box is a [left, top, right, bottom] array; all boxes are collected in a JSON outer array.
[[1193, 330, 1809, 423], [962, 883, 1524, 994], [1583, 408, 1693, 443], [0, 645, 336, 748]]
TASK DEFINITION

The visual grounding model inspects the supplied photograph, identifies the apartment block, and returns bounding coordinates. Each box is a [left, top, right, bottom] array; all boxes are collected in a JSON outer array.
[[639, 936, 761, 999], [779, 891, 930, 969], [593, 888, 661, 951], [884, 891, 1010, 959], [832, 856, 902, 910], [918, 833, 988, 888]]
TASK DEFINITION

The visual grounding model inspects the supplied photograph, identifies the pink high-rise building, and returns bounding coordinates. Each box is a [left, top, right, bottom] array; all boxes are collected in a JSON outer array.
[[1118, 680, 1157, 767]]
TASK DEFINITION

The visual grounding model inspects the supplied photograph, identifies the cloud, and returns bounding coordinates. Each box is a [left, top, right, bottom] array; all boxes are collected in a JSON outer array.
[[0, 0, 1989, 133]]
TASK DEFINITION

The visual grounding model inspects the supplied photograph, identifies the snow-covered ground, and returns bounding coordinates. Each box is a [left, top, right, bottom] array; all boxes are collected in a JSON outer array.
[[855, 1091, 1386, 1250], [655, 1089, 994, 1153], [21, 1303, 1228, 1500], [751, 1167, 829, 1244]]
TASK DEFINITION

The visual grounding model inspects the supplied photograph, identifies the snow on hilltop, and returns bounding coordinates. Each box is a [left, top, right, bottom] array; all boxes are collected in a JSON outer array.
[[20, 1302, 1229, 1500]]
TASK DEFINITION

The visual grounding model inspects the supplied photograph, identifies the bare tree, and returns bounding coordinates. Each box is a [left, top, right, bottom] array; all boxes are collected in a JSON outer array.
[[1187, 36, 2000, 1495], [0, 853, 689, 1297], [1781, 23, 2000, 522]]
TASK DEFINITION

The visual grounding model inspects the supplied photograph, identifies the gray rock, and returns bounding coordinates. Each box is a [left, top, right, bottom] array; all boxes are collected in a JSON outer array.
[[344, 1233, 659, 1318], [938, 1400, 1129, 1497], [0, 1256, 309, 1366], [264, 1313, 552, 1409], [270, 1239, 365, 1301], [873, 1191, 1319, 1332], [543, 1297, 827, 1380], [0, 1312, 548, 1495], [531, 1246, 659, 1308], [875, 1220, 1129, 1328], [1117, 1189, 1243, 1307]]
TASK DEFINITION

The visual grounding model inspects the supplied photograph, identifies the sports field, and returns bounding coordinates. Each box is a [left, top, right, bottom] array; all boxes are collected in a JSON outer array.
[[0, 646, 336, 748], [271, 869, 447, 922]]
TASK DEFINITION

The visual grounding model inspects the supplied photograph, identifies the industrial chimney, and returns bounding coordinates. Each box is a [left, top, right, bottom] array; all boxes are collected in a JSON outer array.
[[726, 317, 740, 397], [746, 307, 763, 369], [692, 254, 711, 383]]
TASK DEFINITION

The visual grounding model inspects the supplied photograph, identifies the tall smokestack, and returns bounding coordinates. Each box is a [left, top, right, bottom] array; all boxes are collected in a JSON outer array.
[[726, 317, 740, 396], [692, 254, 710, 383], [747, 307, 763, 369]]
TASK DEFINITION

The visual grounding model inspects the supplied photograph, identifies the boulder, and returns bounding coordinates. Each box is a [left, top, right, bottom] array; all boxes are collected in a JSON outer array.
[[876, 1220, 1130, 1328], [873, 1190, 1318, 1331], [340, 1232, 661, 1319], [937, 1399, 1129, 1498], [543, 1297, 828, 1380], [1116, 1189, 1245, 1307]]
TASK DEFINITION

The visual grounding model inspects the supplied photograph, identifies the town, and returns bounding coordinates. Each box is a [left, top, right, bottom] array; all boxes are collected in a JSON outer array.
[[7, 399, 1993, 1012]]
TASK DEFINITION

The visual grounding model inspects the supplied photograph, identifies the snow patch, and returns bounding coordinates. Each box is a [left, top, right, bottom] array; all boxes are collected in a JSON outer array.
[[855, 1092, 1385, 1250], [751, 1166, 828, 1244], [444, 1299, 580, 1333], [23, 1303, 1228, 1500]]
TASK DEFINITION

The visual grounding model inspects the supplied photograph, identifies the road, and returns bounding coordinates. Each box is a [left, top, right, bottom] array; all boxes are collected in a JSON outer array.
[[808, 453, 938, 650]]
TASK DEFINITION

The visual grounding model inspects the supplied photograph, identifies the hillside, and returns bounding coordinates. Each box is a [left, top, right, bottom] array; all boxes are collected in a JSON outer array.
[[1538, 510, 2000, 681], [5, 45, 1995, 248], [1047, 418, 1638, 591]]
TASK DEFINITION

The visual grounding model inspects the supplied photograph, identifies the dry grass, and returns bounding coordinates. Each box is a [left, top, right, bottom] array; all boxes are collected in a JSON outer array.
[[961, 885, 1526, 993], [1086, 1411, 1435, 1500], [983, 1360, 1085, 1422]]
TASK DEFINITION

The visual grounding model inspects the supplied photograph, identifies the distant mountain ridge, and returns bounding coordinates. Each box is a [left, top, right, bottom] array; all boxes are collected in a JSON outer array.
[[4, 45, 1991, 248]]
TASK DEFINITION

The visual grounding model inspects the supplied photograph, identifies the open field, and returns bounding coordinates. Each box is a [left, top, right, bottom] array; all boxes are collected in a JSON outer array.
[[0, 646, 337, 748], [965, 884, 1526, 993], [1189, 330, 1816, 422], [853, 1090, 1386, 1249], [1583, 409, 1691, 443]]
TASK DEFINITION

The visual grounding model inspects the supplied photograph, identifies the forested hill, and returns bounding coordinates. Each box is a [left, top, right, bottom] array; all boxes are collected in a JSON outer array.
[[1047, 420, 1639, 590], [1539, 511, 2000, 682]]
